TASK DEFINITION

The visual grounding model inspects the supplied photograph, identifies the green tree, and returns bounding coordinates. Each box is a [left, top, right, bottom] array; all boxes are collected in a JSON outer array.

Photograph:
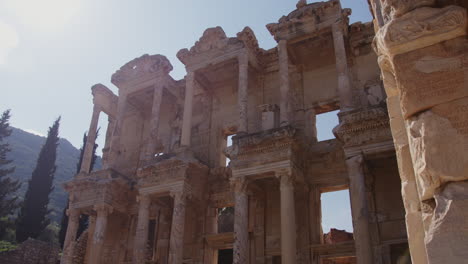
[[58, 131, 99, 248], [16, 117, 61, 242], [0, 110, 21, 239]]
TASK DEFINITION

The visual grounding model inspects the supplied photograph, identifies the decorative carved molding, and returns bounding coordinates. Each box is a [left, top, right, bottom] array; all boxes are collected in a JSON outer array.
[[375, 6, 467, 57], [236, 26, 261, 55], [177, 27, 229, 63], [266, 0, 346, 41], [333, 106, 392, 148], [111, 54, 173, 87]]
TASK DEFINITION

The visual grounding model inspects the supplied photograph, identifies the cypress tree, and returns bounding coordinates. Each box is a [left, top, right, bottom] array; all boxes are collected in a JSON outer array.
[[0, 110, 21, 238], [16, 117, 61, 242], [58, 131, 99, 248]]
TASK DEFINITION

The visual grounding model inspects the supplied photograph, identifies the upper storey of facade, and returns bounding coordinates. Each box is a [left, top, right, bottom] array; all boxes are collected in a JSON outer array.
[[80, 0, 383, 178]]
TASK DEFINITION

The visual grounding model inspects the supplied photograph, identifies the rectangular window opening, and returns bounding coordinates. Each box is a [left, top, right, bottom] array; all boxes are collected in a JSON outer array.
[[320, 188, 353, 245], [221, 134, 235, 167], [217, 206, 234, 233], [316, 110, 339, 142]]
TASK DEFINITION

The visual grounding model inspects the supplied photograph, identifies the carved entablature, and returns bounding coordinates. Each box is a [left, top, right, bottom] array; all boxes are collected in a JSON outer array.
[[136, 157, 209, 200], [349, 22, 375, 56], [136, 158, 188, 188], [177, 26, 264, 71], [333, 106, 392, 151], [91, 83, 118, 118], [375, 5, 467, 57], [111, 54, 173, 89], [266, 0, 347, 41], [227, 126, 303, 176], [64, 169, 133, 213]]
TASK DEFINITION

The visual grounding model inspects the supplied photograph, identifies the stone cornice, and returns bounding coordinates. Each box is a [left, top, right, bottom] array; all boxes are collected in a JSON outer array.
[[333, 106, 392, 148], [266, 0, 348, 41], [91, 83, 118, 118], [375, 6, 467, 58], [111, 54, 173, 88]]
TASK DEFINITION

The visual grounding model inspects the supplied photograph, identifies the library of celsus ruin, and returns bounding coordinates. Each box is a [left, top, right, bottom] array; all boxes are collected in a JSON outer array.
[[61, 0, 468, 263]]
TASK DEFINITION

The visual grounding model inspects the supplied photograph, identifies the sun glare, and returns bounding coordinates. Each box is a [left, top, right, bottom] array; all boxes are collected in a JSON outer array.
[[5, 0, 82, 32]]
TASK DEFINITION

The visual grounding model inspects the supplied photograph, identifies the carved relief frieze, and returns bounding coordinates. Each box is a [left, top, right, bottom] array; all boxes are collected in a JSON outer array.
[[375, 5, 467, 57], [333, 106, 392, 148], [136, 159, 188, 187]]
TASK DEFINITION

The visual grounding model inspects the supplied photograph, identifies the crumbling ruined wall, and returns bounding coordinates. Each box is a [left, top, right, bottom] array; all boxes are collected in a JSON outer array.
[[0, 238, 60, 264]]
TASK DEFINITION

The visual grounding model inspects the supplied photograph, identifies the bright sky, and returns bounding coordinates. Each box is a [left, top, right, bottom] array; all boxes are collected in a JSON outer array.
[[0, 0, 370, 234]]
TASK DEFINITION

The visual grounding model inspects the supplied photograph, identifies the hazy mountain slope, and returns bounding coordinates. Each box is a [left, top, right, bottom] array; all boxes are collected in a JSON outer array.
[[5, 127, 101, 223]]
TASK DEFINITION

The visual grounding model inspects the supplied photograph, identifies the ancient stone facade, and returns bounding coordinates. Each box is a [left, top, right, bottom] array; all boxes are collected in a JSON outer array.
[[60, 0, 468, 263]]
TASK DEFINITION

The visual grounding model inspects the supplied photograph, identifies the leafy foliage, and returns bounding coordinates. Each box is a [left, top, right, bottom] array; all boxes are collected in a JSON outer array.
[[0, 110, 21, 239]]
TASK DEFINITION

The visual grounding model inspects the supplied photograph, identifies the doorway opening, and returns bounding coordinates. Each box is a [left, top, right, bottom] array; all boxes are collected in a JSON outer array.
[[217, 248, 233, 264]]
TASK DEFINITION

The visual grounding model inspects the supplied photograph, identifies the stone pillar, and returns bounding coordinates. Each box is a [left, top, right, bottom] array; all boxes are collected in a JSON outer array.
[[278, 39, 290, 125], [89, 205, 113, 264], [346, 155, 373, 264], [101, 116, 115, 169], [232, 179, 249, 264], [145, 86, 164, 160], [80, 105, 100, 173], [238, 52, 249, 134], [168, 192, 187, 264], [109, 92, 127, 168], [278, 171, 297, 264], [369, 2, 467, 263], [331, 22, 353, 111], [180, 72, 195, 147], [133, 195, 151, 264], [85, 215, 96, 264], [60, 209, 80, 264], [304, 108, 317, 143]]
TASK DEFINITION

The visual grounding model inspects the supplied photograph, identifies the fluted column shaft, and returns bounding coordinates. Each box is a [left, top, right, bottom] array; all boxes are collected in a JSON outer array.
[[278, 39, 290, 125], [332, 22, 353, 111], [346, 155, 373, 264], [238, 52, 249, 134], [80, 105, 100, 173], [279, 173, 297, 264], [168, 192, 187, 264], [145, 86, 164, 160], [181, 72, 195, 147], [89, 205, 113, 264], [233, 180, 249, 264], [134, 195, 151, 264], [60, 209, 80, 264]]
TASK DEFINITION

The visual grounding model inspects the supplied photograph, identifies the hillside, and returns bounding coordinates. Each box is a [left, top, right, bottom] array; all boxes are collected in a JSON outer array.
[[5, 127, 101, 224]]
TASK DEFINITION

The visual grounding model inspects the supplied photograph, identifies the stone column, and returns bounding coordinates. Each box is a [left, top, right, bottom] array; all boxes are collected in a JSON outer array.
[[278, 39, 290, 125], [80, 105, 100, 173], [232, 179, 249, 264], [89, 205, 113, 264], [109, 92, 127, 168], [238, 52, 249, 134], [304, 108, 317, 143], [60, 209, 80, 264], [145, 86, 164, 160], [168, 191, 187, 264], [278, 171, 297, 264], [346, 155, 373, 264], [369, 2, 467, 263], [85, 215, 96, 264], [133, 195, 151, 264], [180, 72, 195, 147], [102, 116, 115, 169], [331, 22, 353, 111]]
